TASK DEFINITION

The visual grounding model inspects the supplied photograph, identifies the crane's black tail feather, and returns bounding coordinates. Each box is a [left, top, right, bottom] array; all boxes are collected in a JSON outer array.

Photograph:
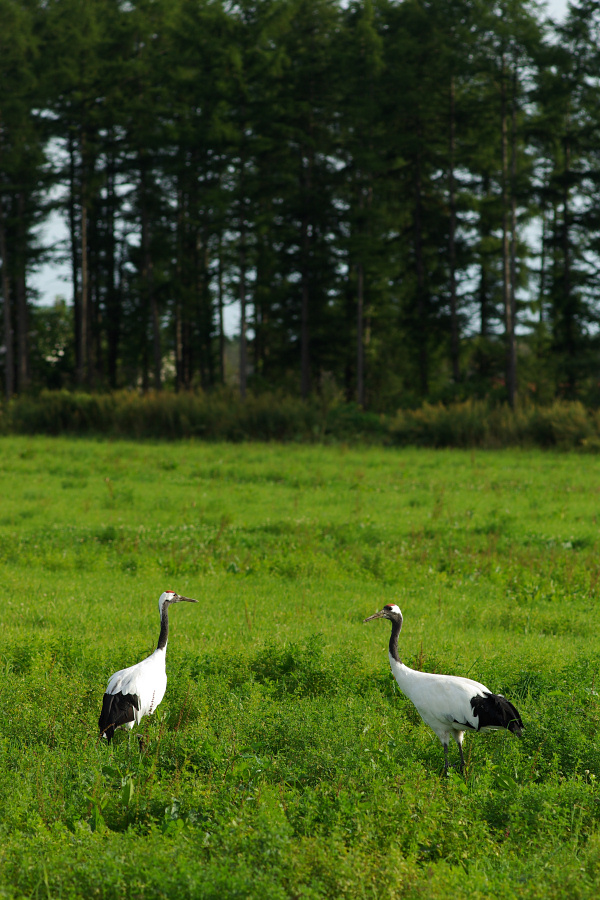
[[98, 692, 140, 743], [471, 692, 524, 735]]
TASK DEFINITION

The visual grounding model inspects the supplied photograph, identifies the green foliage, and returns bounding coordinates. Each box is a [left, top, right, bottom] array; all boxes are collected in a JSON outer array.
[[7, 391, 600, 451], [1, 438, 600, 896], [389, 399, 599, 449], [4, 0, 600, 405], [3, 389, 323, 441]]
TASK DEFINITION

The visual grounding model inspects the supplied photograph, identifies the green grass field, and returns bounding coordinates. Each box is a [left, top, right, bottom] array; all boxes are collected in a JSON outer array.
[[1, 436, 600, 898]]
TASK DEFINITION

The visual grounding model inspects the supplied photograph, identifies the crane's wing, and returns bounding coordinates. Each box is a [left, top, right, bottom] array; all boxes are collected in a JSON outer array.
[[98, 691, 140, 742], [470, 693, 523, 734], [104, 652, 167, 722], [106, 661, 143, 696]]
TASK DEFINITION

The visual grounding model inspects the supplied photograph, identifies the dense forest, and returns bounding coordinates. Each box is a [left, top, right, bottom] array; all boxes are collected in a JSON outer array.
[[1, 0, 599, 410]]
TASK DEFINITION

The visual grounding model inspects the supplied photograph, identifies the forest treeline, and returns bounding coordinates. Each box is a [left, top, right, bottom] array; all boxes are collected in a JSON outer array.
[[1, 0, 600, 411]]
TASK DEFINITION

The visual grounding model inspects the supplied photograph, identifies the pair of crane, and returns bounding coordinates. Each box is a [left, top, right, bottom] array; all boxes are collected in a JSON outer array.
[[99, 593, 523, 772]]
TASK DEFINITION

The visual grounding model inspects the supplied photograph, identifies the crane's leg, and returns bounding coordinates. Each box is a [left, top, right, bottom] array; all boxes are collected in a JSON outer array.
[[453, 731, 466, 774], [443, 743, 449, 773]]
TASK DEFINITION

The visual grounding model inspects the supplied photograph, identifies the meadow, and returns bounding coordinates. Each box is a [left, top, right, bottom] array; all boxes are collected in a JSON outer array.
[[0, 436, 599, 898]]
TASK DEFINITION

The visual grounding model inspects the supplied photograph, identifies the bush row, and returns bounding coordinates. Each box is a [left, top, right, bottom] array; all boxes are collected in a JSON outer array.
[[2, 390, 600, 449], [389, 400, 600, 450], [0, 390, 384, 443]]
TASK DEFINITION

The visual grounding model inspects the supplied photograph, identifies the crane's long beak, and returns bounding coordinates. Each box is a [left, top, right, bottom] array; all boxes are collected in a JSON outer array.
[[363, 609, 386, 623], [175, 594, 198, 603]]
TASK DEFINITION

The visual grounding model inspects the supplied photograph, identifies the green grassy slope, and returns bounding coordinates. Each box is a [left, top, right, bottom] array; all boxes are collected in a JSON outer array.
[[0, 437, 599, 898]]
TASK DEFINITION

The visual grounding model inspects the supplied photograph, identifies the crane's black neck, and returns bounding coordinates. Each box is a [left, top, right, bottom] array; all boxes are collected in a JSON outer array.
[[389, 617, 402, 663], [157, 602, 170, 650]]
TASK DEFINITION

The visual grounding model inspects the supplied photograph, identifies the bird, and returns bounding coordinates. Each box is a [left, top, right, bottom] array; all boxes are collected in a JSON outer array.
[[98, 590, 198, 743], [364, 604, 523, 773]]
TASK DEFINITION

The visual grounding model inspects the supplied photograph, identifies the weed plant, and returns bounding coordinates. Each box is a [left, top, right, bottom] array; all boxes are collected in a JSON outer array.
[[0, 438, 600, 897]]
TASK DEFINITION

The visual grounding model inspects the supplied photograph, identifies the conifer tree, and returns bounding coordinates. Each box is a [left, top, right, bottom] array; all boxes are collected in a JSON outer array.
[[0, 0, 45, 396]]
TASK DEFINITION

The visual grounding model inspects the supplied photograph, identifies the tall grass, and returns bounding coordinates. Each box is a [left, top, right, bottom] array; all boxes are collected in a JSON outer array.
[[1, 439, 600, 897], [4, 390, 600, 449]]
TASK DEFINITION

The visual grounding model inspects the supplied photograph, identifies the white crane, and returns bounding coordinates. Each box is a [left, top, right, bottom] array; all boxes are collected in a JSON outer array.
[[364, 604, 523, 772], [98, 590, 197, 743]]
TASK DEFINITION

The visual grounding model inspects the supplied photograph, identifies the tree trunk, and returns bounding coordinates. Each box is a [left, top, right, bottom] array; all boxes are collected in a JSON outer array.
[[239, 215, 247, 399], [77, 129, 90, 387], [16, 192, 28, 392], [80, 199, 89, 386], [300, 151, 313, 399], [539, 206, 546, 326], [151, 289, 161, 390], [105, 150, 119, 389], [563, 134, 573, 392], [414, 137, 428, 397], [197, 232, 211, 389], [236, 140, 248, 399], [141, 333, 149, 393], [300, 248, 310, 398], [300, 222, 310, 398], [357, 262, 365, 407], [175, 184, 184, 391], [509, 69, 518, 401], [16, 272, 28, 392], [356, 177, 373, 408], [253, 234, 264, 378], [218, 235, 225, 385], [501, 56, 516, 407], [88, 204, 99, 388], [479, 175, 490, 338], [68, 131, 81, 383], [448, 75, 460, 383], [478, 264, 488, 339], [0, 191, 13, 399], [140, 157, 161, 391]]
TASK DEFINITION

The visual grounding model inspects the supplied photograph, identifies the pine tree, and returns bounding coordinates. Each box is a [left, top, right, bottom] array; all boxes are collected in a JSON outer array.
[[0, 0, 46, 396], [535, 0, 600, 396], [336, 0, 387, 406]]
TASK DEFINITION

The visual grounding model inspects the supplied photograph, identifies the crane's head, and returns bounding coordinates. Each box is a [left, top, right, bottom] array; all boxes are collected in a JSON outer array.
[[364, 604, 403, 626], [159, 590, 198, 612]]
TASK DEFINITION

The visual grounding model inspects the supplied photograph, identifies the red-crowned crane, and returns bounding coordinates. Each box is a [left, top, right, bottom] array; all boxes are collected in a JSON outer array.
[[364, 604, 523, 772], [98, 590, 197, 743]]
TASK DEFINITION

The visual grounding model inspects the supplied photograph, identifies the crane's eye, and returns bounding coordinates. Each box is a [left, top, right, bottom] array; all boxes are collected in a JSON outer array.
[[384, 605, 393, 611]]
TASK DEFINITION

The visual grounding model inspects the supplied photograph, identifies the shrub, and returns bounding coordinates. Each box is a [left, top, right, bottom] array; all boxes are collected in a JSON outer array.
[[4, 390, 600, 449], [389, 400, 489, 448], [389, 399, 600, 450]]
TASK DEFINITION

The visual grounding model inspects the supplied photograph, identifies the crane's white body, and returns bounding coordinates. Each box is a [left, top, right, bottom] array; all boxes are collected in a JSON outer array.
[[389, 655, 498, 750], [105, 647, 167, 728]]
